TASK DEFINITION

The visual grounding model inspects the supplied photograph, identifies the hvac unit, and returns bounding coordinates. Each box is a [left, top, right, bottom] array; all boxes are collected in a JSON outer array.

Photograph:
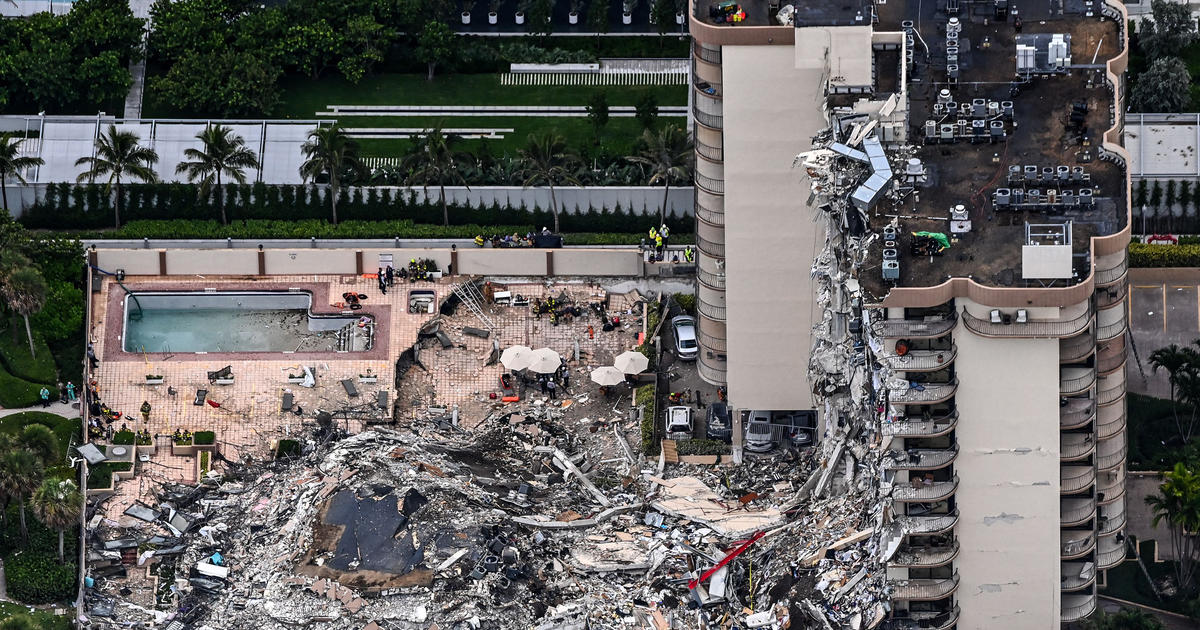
[[883, 249, 899, 260], [937, 88, 952, 104], [882, 260, 900, 281], [1008, 165, 1023, 183], [1002, 101, 1015, 118], [994, 188, 1012, 207]]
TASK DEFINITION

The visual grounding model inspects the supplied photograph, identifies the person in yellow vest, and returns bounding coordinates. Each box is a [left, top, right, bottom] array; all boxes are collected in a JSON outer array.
[[474, 234, 485, 247], [654, 234, 664, 260], [684, 245, 695, 263], [649, 226, 658, 241], [660, 224, 670, 250]]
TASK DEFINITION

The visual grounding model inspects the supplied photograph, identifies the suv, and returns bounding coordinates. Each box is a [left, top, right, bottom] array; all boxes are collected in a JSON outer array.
[[705, 402, 732, 442], [744, 411, 775, 453], [671, 315, 699, 361], [665, 406, 694, 440]]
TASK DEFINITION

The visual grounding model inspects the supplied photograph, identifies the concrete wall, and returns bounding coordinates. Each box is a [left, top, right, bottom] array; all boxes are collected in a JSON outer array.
[[554, 249, 643, 276], [168, 250, 258, 276], [952, 327, 1061, 628], [263, 250, 358, 275], [96, 250, 159, 276], [457, 248, 547, 275]]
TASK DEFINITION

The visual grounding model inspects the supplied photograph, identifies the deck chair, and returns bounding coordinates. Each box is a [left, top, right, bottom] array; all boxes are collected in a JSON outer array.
[[281, 392, 294, 413], [194, 389, 208, 406], [376, 390, 388, 410], [340, 379, 359, 397], [207, 366, 233, 383]]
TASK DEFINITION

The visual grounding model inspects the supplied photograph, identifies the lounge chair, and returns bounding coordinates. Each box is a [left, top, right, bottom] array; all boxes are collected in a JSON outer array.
[[281, 392, 294, 413], [194, 389, 208, 406], [340, 379, 359, 397]]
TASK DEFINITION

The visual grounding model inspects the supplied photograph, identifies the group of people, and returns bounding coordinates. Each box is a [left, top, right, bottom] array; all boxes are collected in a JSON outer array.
[[530, 295, 585, 326], [474, 228, 554, 249], [647, 224, 696, 263], [533, 358, 572, 400], [38, 381, 77, 407]]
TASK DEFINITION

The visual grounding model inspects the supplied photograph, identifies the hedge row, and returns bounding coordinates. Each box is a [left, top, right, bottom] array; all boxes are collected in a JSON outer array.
[[0, 368, 49, 409], [637, 384, 657, 456], [23, 183, 694, 235], [1129, 242, 1200, 267]]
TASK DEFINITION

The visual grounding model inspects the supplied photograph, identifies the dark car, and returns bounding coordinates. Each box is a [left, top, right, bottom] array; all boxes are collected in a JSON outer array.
[[706, 402, 732, 441], [783, 410, 818, 447]]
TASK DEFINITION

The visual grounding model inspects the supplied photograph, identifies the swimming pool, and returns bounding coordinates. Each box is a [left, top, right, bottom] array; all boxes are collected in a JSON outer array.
[[122, 292, 371, 353]]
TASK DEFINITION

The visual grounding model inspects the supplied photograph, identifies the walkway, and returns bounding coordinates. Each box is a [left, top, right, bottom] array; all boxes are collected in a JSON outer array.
[[123, 58, 146, 119], [317, 104, 689, 118], [0, 400, 77, 418]]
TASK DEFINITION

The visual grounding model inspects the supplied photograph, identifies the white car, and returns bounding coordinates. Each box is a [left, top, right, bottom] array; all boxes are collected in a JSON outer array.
[[671, 315, 699, 361], [665, 406, 694, 440], [744, 411, 776, 453]]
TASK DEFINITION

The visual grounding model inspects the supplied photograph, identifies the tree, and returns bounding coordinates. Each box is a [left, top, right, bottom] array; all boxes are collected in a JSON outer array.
[[1168, 179, 1179, 231], [0, 268, 47, 359], [1081, 608, 1166, 630], [0, 614, 45, 630], [175, 125, 261, 225], [1151, 179, 1164, 226], [652, 0, 675, 41], [627, 124, 693, 227], [20, 425, 58, 469], [0, 449, 43, 543], [30, 478, 82, 563], [1147, 462, 1200, 594], [587, 92, 611, 143], [1140, 0, 1198, 60], [1149, 343, 1200, 443], [31, 280, 83, 343], [402, 127, 471, 227], [0, 134, 45, 215], [518, 133, 581, 234], [299, 125, 366, 226], [526, 0, 555, 38], [416, 21, 454, 81], [74, 125, 159, 228], [1131, 56, 1191, 113], [1136, 178, 1149, 210], [1181, 180, 1194, 228], [635, 93, 659, 130], [588, 0, 611, 48]]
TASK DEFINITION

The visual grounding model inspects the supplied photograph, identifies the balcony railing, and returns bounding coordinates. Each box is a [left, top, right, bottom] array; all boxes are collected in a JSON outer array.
[[1097, 319, 1126, 342], [1061, 399, 1097, 430], [883, 448, 958, 471], [880, 606, 960, 630], [880, 346, 957, 372], [872, 315, 956, 339], [896, 511, 959, 536], [1098, 380, 1125, 406], [695, 198, 724, 226], [882, 412, 958, 437], [962, 308, 1093, 338], [1060, 332, 1096, 364], [1061, 368, 1096, 396], [1061, 498, 1096, 526], [694, 107, 723, 129], [1062, 593, 1098, 623], [697, 353, 727, 385], [1062, 466, 1096, 494], [698, 330, 726, 352], [1098, 345, 1127, 375], [890, 541, 960, 568], [1098, 440, 1127, 471], [1096, 282, 1127, 309], [1095, 256, 1128, 287], [695, 171, 725, 194], [697, 299, 726, 321], [1061, 562, 1097, 591], [1099, 502, 1126, 536], [696, 138, 723, 162], [1061, 434, 1096, 461], [697, 267, 725, 290], [696, 235, 725, 258], [694, 75, 721, 97], [1097, 536, 1126, 569], [888, 573, 960, 600], [1097, 408, 1125, 440], [1061, 532, 1095, 559], [892, 476, 959, 502], [694, 42, 722, 64], [889, 380, 958, 404], [1098, 468, 1126, 505]]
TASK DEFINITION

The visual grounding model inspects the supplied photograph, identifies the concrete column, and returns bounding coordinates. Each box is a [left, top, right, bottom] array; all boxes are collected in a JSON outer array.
[[257, 250, 266, 275], [355, 251, 363, 275], [158, 251, 167, 276], [546, 250, 554, 276]]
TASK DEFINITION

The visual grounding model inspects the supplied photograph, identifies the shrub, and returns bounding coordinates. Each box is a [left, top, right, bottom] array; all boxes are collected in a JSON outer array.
[[0, 369, 47, 409], [5, 551, 77, 604], [112, 430, 135, 445], [637, 384, 657, 455], [86, 462, 132, 490], [199, 451, 210, 474], [275, 439, 301, 458], [193, 431, 215, 445], [673, 293, 696, 315], [676, 439, 731, 456], [0, 326, 58, 385], [1129, 242, 1200, 267]]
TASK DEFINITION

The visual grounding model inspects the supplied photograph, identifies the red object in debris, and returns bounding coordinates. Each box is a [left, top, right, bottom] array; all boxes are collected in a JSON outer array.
[[501, 396, 520, 403], [489, 392, 498, 400], [207, 399, 221, 408], [688, 530, 765, 589]]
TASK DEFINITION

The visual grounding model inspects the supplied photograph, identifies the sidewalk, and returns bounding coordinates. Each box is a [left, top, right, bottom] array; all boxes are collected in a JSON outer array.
[[0, 400, 79, 418]]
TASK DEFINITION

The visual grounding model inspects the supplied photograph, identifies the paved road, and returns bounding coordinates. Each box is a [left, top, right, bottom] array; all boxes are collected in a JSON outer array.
[[1127, 268, 1200, 398]]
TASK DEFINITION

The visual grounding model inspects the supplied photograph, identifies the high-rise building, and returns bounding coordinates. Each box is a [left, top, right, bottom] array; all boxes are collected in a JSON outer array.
[[692, 0, 1130, 626]]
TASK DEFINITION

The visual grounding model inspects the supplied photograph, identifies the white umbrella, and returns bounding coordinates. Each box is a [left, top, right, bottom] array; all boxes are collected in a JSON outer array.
[[500, 345, 534, 371], [527, 348, 563, 374], [590, 366, 626, 387], [614, 350, 649, 375]]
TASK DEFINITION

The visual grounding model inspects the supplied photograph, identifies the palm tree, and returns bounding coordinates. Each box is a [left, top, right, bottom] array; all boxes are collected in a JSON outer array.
[[1146, 462, 1200, 594], [402, 127, 472, 227], [1081, 608, 1165, 630], [176, 125, 261, 226], [299, 125, 367, 226], [30, 478, 82, 563], [0, 134, 45, 214], [1149, 343, 1200, 443], [518, 133, 581, 234], [627, 124, 693, 227], [0, 449, 43, 543], [20, 424, 58, 468], [75, 125, 159, 229], [0, 267, 47, 358], [0, 614, 42, 630]]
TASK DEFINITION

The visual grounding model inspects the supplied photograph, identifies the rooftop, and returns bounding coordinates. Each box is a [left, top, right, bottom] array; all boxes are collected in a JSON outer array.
[[691, 0, 873, 28]]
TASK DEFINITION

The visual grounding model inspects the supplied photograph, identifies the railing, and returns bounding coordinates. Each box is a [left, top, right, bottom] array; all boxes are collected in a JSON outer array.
[[1061, 400, 1096, 430], [1099, 504, 1126, 536], [892, 476, 959, 502], [1096, 282, 1127, 308], [696, 235, 725, 258], [1061, 369, 1096, 395], [694, 74, 721, 96], [1060, 333, 1096, 363], [961, 309, 1093, 338], [1061, 434, 1096, 460], [694, 42, 722, 64], [695, 199, 724, 226], [695, 171, 725, 194], [693, 107, 723, 129], [1061, 563, 1097, 591], [1061, 499, 1096, 526], [890, 541, 961, 568], [883, 448, 958, 470], [697, 267, 726, 290], [1096, 321, 1126, 343], [1098, 381, 1125, 406], [1098, 345, 1127, 374], [1098, 468, 1126, 504], [1061, 467, 1096, 493], [1095, 256, 1128, 287], [889, 380, 958, 404], [698, 330, 727, 352], [697, 352, 727, 384], [1097, 408, 1125, 440], [882, 412, 958, 437], [872, 315, 956, 339], [1097, 537, 1127, 569], [696, 138, 724, 162], [1061, 533, 1095, 558], [897, 510, 959, 535], [880, 606, 960, 630], [1098, 444, 1127, 471], [1061, 594, 1098, 623], [888, 573, 960, 600], [697, 299, 726, 321], [880, 346, 957, 371]]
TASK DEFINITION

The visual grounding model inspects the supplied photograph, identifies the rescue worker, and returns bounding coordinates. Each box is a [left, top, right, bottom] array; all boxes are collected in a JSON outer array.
[[140, 400, 152, 423], [648, 226, 657, 242], [660, 224, 670, 249], [684, 245, 695, 263], [654, 234, 664, 260], [474, 234, 485, 247]]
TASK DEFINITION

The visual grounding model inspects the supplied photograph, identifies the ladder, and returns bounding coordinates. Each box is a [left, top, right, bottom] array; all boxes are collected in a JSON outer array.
[[452, 280, 496, 330]]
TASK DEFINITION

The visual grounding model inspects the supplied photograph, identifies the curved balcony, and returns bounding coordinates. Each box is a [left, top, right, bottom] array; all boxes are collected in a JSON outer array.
[[961, 308, 1092, 339], [1061, 497, 1096, 526], [697, 267, 725, 290], [897, 511, 959, 536], [1061, 368, 1096, 396], [884, 447, 958, 471], [1061, 433, 1097, 461], [1099, 496, 1126, 537], [698, 330, 726, 353], [888, 573, 960, 601], [890, 541, 960, 568], [695, 196, 724, 226], [1096, 282, 1127, 309], [1097, 468, 1126, 505], [1060, 332, 1096, 364], [695, 171, 724, 195], [696, 138, 723, 163], [694, 106, 723, 130], [1097, 535, 1126, 570], [1062, 593, 1098, 623], [1097, 406, 1125, 440], [1097, 342, 1127, 376], [696, 234, 725, 258], [1061, 562, 1097, 591], [694, 75, 721, 98], [1098, 380, 1126, 406], [1062, 466, 1096, 494], [694, 41, 722, 65], [880, 607, 960, 630], [1096, 307, 1127, 342], [1061, 531, 1096, 559], [883, 412, 958, 438], [697, 353, 727, 385], [872, 315, 956, 339], [1094, 253, 1128, 287], [1061, 399, 1097, 430], [880, 346, 957, 372], [1097, 433, 1127, 471], [697, 298, 726, 322], [892, 476, 959, 502], [890, 380, 958, 404]]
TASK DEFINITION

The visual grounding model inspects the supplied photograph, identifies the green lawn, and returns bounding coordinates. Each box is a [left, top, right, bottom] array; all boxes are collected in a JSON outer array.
[[1101, 540, 1194, 616], [0, 600, 72, 630], [1127, 393, 1195, 471], [0, 321, 58, 384], [0, 412, 81, 462]]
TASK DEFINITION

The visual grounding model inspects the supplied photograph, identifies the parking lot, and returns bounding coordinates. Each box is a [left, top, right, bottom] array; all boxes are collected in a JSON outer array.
[[1129, 268, 1200, 398]]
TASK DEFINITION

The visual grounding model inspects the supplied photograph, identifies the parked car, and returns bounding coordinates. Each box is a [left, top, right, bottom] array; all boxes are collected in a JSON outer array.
[[671, 315, 698, 361], [705, 402, 732, 442], [665, 406, 694, 440], [744, 411, 775, 453], [783, 410, 817, 447]]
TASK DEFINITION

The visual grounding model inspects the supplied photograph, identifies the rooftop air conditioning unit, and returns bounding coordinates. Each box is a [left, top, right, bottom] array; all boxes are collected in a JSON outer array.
[[882, 260, 900, 281], [1016, 309, 1028, 323], [990, 309, 1003, 323]]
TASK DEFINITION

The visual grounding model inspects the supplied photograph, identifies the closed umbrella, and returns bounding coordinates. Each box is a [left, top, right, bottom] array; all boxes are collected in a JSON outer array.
[[590, 366, 626, 387], [527, 348, 562, 374], [614, 350, 649, 375], [500, 345, 534, 371]]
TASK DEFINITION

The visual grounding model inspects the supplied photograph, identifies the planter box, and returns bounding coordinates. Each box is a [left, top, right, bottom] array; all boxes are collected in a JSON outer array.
[[622, 11, 632, 24], [286, 376, 306, 384], [172, 443, 197, 456], [676, 12, 684, 24], [136, 443, 156, 456], [461, 11, 471, 23], [212, 378, 235, 386], [358, 376, 378, 384], [488, 12, 498, 23], [144, 378, 165, 385], [569, 11, 578, 23], [515, 11, 524, 23]]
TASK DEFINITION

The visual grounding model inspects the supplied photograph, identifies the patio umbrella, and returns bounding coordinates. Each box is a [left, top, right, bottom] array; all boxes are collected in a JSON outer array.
[[527, 348, 562, 374], [614, 350, 649, 375], [500, 345, 534, 371], [590, 366, 626, 387]]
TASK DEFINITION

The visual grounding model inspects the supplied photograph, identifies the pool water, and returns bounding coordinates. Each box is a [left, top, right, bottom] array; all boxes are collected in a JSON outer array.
[[123, 292, 368, 353]]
